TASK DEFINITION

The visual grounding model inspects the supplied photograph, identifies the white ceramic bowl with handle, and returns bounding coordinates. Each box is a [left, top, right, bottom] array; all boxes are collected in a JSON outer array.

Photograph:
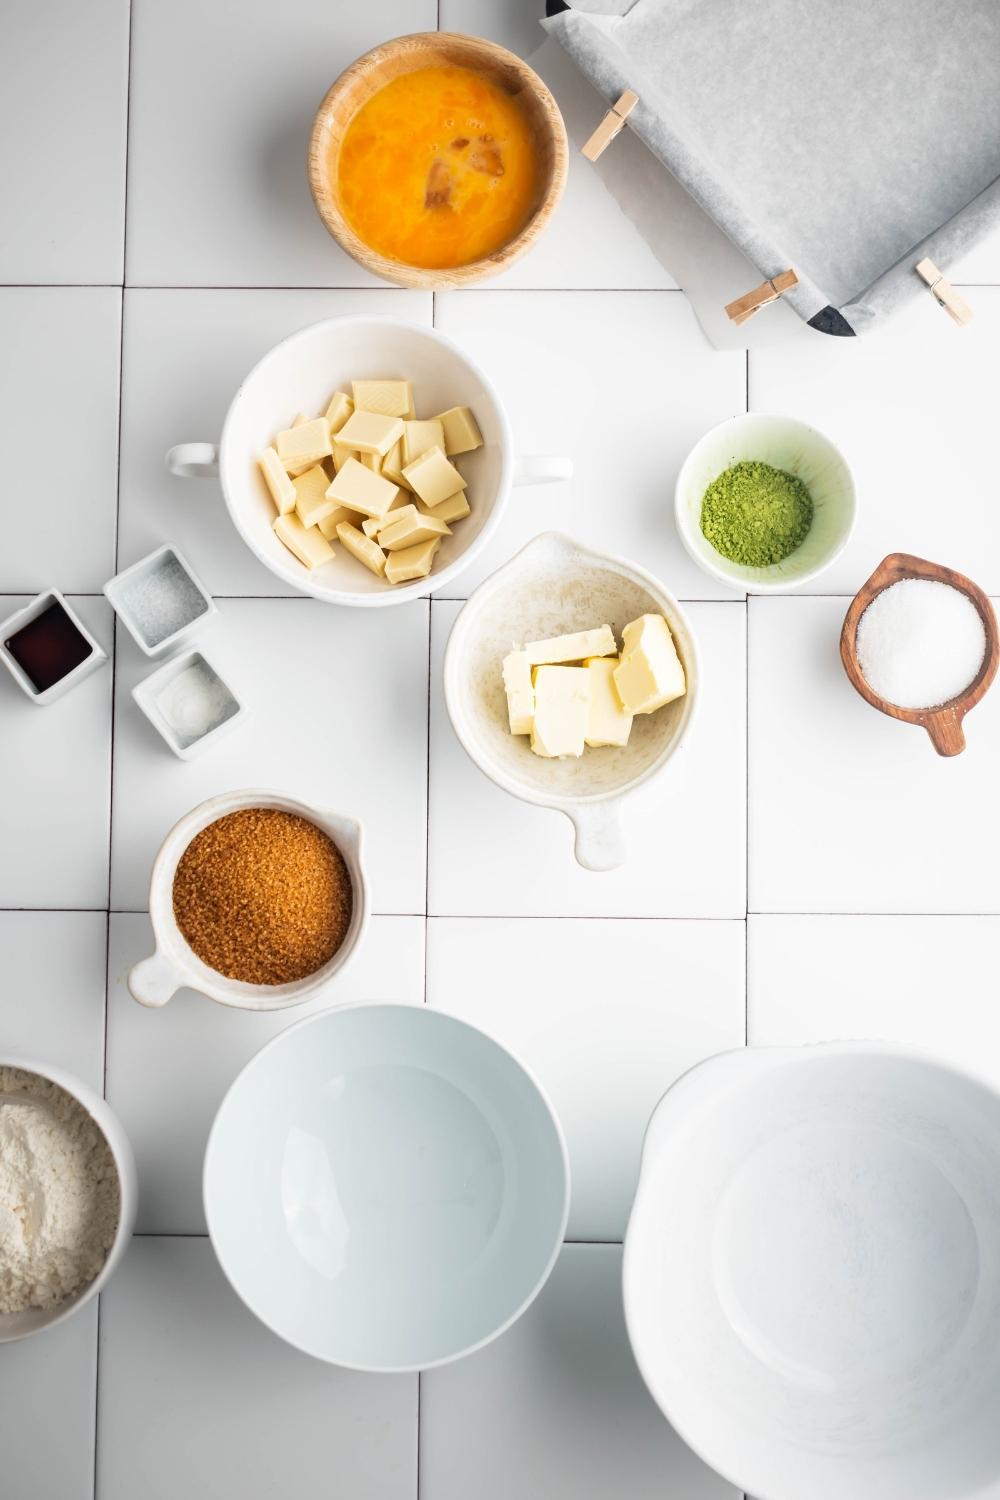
[[624, 1043, 1000, 1500], [0, 1056, 137, 1343], [128, 789, 369, 1012], [443, 532, 699, 871], [166, 315, 571, 605]]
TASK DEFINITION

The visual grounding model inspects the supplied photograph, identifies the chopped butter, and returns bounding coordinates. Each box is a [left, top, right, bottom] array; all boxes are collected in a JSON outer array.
[[502, 651, 534, 735], [613, 614, 686, 714], [530, 666, 591, 759], [584, 656, 633, 747], [523, 625, 617, 667]]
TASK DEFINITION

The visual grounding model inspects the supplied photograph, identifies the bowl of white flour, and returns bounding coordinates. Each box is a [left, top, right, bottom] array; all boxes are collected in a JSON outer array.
[[0, 1058, 136, 1341]]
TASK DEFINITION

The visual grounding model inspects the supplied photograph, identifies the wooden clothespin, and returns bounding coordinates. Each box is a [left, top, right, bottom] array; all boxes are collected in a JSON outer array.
[[915, 259, 972, 325], [582, 90, 639, 162], [725, 269, 799, 326]]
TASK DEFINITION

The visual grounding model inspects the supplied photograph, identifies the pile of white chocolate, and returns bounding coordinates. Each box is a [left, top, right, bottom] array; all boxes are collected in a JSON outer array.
[[503, 615, 686, 758], [258, 380, 482, 586]]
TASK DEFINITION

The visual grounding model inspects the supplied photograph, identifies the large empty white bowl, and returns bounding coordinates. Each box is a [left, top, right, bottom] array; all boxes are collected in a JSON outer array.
[[204, 1004, 569, 1371], [624, 1044, 1000, 1500], [444, 532, 699, 871]]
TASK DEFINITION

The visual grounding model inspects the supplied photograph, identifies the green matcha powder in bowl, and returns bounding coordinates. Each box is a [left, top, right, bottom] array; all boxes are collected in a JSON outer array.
[[674, 414, 857, 592]]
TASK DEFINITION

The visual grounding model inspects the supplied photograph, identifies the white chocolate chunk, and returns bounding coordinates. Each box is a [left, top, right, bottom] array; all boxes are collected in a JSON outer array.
[[292, 464, 337, 529], [326, 457, 399, 518], [337, 409, 404, 457], [351, 379, 414, 419], [384, 536, 442, 585], [530, 666, 590, 758], [317, 504, 360, 539], [331, 440, 357, 473], [378, 508, 451, 551], [381, 437, 413, 491], [402, 445, 466, 507], [583, 656, 633, 747], [258, 447, 296, 514], [273, 513, 335, 569], [336, 522, 387, 576], [613, 614, 686, 714], [357, 450, 382, 472], [362, 516, 384, 537], [402, 418, 445, 467], [502, 651, 534, 735], [275, 417, 332, 468], [434, 405, 483, 454], [522, 625, 617, 667], [324, 391, 354, 434], [291, 412, 309, 427], [415, 491, 470, 525]]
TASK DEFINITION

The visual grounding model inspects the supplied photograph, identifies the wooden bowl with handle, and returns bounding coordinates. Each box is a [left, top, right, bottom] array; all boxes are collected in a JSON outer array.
[[308, 32, 567, 289], [840, 552, 999, 756]]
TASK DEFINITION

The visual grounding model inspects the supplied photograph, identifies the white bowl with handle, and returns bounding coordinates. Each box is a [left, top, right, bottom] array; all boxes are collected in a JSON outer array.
[[166, 315, 571, 605], [443, 532, 699, 871], [624, 1042, 1000, 1500]]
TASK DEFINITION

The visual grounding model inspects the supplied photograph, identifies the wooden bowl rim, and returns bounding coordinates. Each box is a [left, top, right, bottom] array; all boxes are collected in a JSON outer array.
[[307, 31, 568, 289], [840, 551, 999, 748]]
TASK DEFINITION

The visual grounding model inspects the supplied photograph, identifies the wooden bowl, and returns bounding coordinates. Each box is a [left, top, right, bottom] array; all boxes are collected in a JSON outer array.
[[308, 32, 567, 288], [840, 552, 999, 756]]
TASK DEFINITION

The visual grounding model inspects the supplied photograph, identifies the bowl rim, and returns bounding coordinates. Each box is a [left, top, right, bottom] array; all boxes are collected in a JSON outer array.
[[217, 313, 515, 607], [202, 999, 571, 1373], [0, 1054, 136, 1342], [674, 411, 858, 594], [307, 31, 569, 289], [443, 531, 701, 810]]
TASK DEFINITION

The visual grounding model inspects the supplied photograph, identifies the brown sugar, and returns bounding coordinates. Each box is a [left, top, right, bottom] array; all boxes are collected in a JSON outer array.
[[172, 808, 353, 985]]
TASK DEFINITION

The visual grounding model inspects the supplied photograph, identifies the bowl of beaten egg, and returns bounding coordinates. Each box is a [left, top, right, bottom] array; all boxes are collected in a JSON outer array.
[[308, 33, 567, 286]]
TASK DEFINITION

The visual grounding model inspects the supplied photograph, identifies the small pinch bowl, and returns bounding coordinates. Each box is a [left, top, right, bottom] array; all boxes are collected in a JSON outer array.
[[444, 533, 699, 871], [308, 32, 568, 288], [0, 1056, 137, 1343], [204, 1003, 569, 1371], [675, 413, 856, 592], [128, 789, 370, 1012], [840, 552, 999, 756]]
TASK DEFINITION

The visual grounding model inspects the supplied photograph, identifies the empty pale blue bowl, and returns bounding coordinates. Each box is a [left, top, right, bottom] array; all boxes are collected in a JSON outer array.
[[203, 1003, 570, 1371]]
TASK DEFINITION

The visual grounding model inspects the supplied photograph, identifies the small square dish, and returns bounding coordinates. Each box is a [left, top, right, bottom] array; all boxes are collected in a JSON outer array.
[[104, 544, 215, 657], [132, 649, 246, 760], [0, 589, 107, 705]]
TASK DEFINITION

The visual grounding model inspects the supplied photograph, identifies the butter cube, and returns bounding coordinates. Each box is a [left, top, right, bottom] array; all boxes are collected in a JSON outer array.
[[613, 614, 686, 714], [317, 505, 359, 540], [402, 445, 466, 507], [275, 417, 332, 469], [402, 418, 445, 467], [415, 491, 470, 525], [434, 405, 483, 455], [336, 522, 387, 577], [523, 625, 617, 667], [584, 656, 633, 747], [378, 508, 451, 551], [351, 380, 414, 419], [324, 391, 354, 434], [381, 437, 413, 491], [258, 447, 296, 514], [530, 666, 590, 759], [502, 651, 534, 735], [326, 457, 399, 519], [273, 513, 335, 569], [337, 409, 404, 458], [293, 463, 337, 528], [384, 536, 442, 585]]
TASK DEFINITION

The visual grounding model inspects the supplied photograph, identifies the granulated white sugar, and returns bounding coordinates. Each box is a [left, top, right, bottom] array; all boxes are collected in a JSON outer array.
[[856, 578, 986, 710], [120, 555, 208, 648], [157, 660, 237, 743], [0, 1066, 120, 1314]]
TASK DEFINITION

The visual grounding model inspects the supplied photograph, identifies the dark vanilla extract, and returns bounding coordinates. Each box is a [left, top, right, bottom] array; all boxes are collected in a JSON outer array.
[[5, 601, 93, 692]]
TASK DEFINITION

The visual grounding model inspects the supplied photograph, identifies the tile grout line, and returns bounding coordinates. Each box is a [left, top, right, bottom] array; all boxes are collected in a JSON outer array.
[[744, 348, 750, 1051]]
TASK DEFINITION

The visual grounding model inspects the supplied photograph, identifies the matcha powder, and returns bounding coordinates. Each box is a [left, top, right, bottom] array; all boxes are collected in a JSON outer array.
[[700, 460, 813, 567]]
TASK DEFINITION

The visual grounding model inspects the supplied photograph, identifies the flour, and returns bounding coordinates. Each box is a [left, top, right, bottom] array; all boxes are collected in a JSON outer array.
[[0, 1066, 120, 1315]]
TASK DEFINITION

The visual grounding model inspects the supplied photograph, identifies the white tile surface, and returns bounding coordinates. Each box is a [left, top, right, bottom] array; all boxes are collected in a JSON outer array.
[[950, 220, 1000, 285], [2, 288, 121, 593], [117, 287, 431, 596], [750, 289, 1000, 594], [749, 914, 1000, 1087], [107, 913, 424, 1233], [433, 291, 746, 599], [0, 595, 113, 909], [0, 911, 107, 1087], [427, 918, 745, 1239], [0, 0, 128, 283], [421, 1243, 734, 1500], [110, 596, 429, 913], [0, 1298, 98, 1500], [97, 1236, 416, 1500], [428, 599, 746, 916], [748, 596, 1000, 913], [126, 0, 436, 287]]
